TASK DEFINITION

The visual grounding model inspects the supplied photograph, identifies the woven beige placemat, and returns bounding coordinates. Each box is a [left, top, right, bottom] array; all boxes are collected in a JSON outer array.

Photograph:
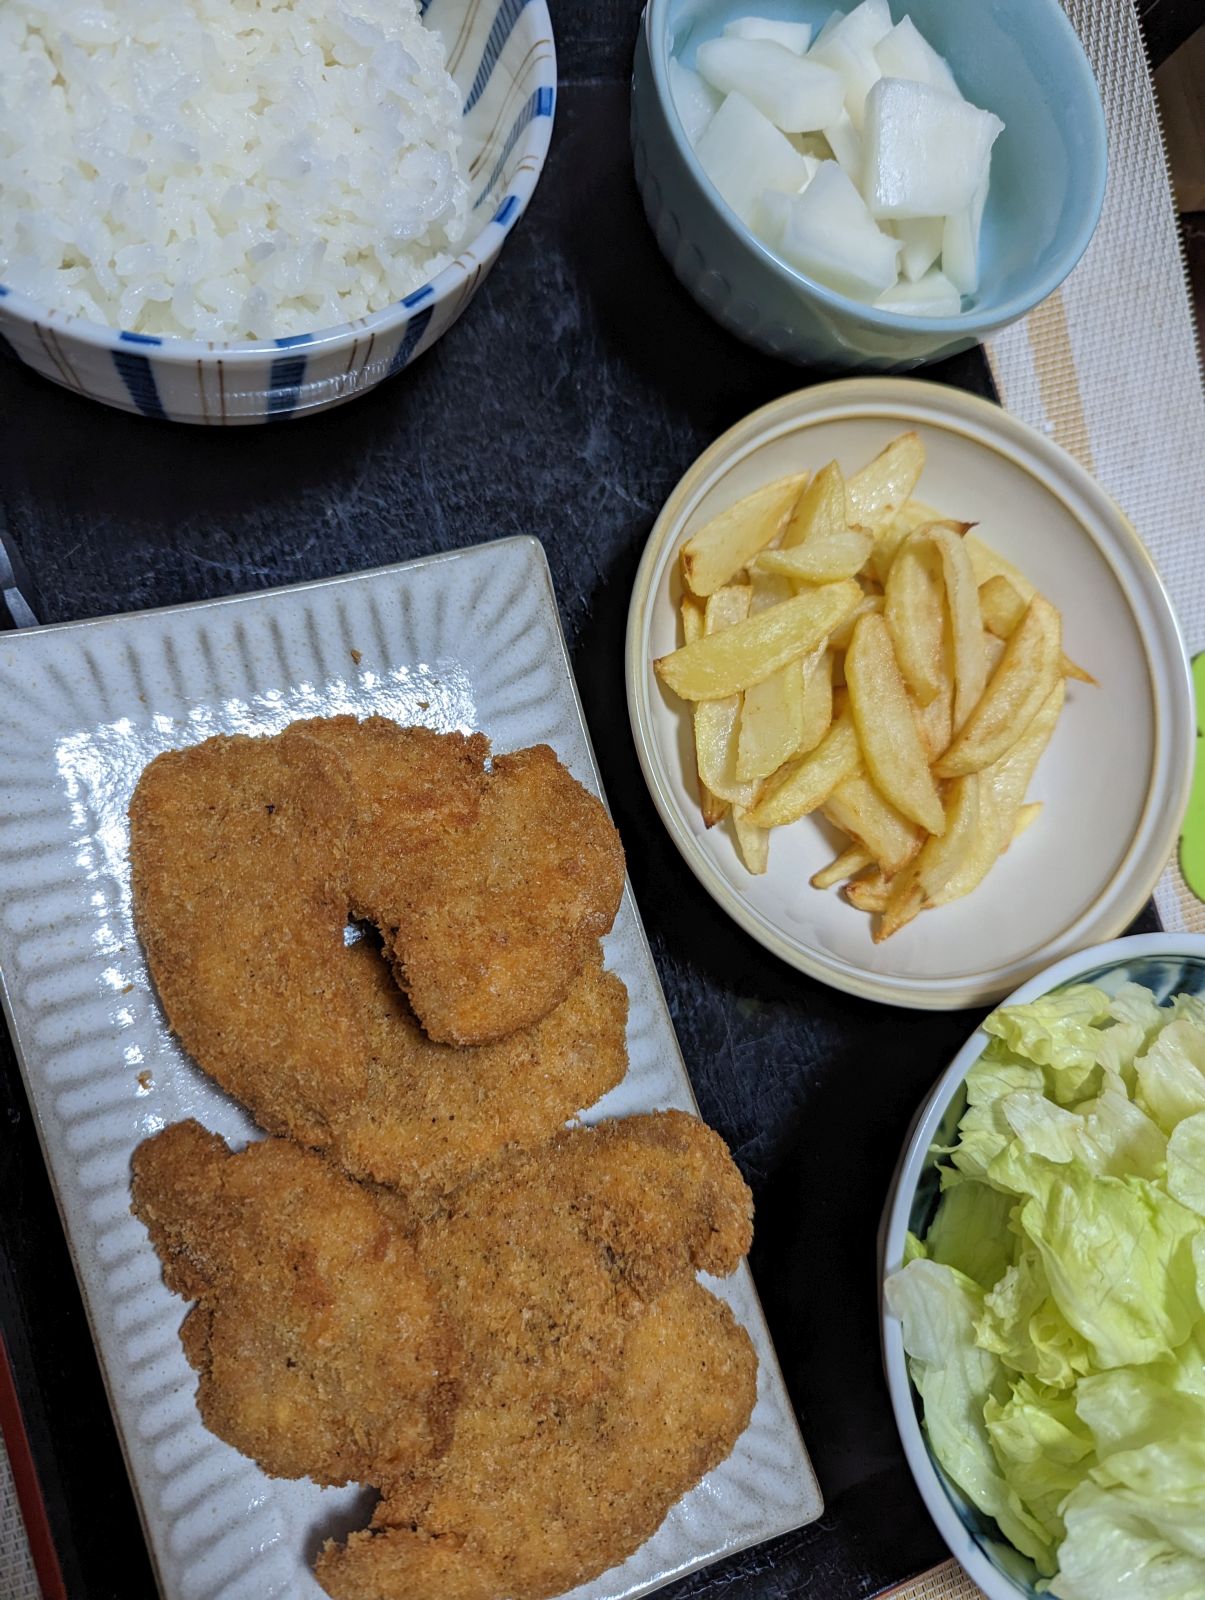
[[884, 1562, 988, 1600], [987, 0, 1205, 936], [0, 1435, 40, 1600], [894, 9, 1203, 1597]]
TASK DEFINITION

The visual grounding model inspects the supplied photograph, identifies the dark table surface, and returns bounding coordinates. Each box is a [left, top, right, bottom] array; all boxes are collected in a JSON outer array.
[[0, 2, 1185, 1597]]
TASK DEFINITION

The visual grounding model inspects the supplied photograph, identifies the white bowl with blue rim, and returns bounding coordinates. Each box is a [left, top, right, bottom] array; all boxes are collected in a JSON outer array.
[[879, 932, 1205, 1600], [0, 0, 555, 424]]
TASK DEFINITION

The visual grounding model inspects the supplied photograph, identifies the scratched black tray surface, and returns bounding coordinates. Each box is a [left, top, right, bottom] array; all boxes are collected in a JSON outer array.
[[0, 4, 1166, 1596]]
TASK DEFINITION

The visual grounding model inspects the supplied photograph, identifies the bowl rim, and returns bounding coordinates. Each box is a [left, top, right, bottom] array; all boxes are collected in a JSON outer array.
[[640, 0, 1108, 335], [623, 376, 1196, 1008], [878, 930, 1205, 1600], [0, 2, 557, 364]]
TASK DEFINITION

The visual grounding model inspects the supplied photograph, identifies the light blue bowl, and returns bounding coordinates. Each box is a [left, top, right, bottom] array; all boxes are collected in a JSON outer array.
[[0, 0, 555, 423], [880, 933, 1205, 1600], [631, 0, 1108, 370]]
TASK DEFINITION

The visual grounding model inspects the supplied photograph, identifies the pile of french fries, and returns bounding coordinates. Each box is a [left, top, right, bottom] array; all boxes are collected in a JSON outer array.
[[655, 433, 1095, 941]]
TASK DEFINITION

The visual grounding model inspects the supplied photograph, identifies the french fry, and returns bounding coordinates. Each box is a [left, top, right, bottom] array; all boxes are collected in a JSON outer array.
[[822, 773, 922, 876], [846, 432, 925, 536], [811, 841, 873, 889], [980, 575, 1096, 685], [655, 580, 861, 701], [935, 595, 1062, 778], [871, 498, 966, 582], [978, 574, 1027, 638], [798, 648, 834, 756], [984, 630, 1007, 676], [781, 459, 847, 548], [828, 592, 885, 655], [749, 569, 795, 612], [756, 528, 874, 583], [885, 536, 945, 706], [681, 473, 808, 597], [1013, 801, 1042, 840], [912, 677, 953, 762], [914, 522, 988, 733], [845, 612, 946, 835], [732, 805, 769, 873], [845, 872, 895, 913], [873, 776, 981, 940], [682, 599, 728, 826], [931, 681, 1064, 905], [737, 663, 805, 782], [692, 588, 758, 809], [747, 711, 859, 828], [964, 533, 1035, 598]]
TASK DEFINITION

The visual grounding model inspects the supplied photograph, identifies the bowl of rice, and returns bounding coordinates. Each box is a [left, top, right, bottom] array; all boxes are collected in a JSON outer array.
[[0, 0, 555, 422]]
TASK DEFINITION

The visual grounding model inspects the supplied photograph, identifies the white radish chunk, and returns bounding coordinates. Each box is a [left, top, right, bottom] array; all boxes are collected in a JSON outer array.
[[694, 92, 815, 223], [696, 37, 844, 133], [808, 0, 892, 57], [942, 175, 990, 294], [873, 17, 960, 98], [876, 268, 962, 317], [753, 156, 820, 246], [823, 111, 862, 183], [810, 10, 843, 53], [667, 58, 722, 145], [723, 15, 812, 54], [776, 159, 901, 300], [863, 78, 1003, 219], [810, 36, 880, 127], [754, 189, 794, 246], [808, 0, 891, 126], [893, 216, 943, 281]]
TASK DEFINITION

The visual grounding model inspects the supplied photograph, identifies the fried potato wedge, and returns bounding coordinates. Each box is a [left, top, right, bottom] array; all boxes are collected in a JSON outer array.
[[1012, 800, 1042, 841], [822, 773, 922, 877], [781, 460, 847, 549], [810, 841, 873, 889], [885, 536, 945, 706], [747, 711, 859, 828], [682, 600, 728, 825], [798, 648, 834, 756], [656, 580, 861, 701], [964, 533, 1034, 598], [692, 588, 758, 809], [737, 663, 805, 783], [845, 612, 946, 836], [732, 804, 769, 874], [936, 595, 1062, 778], [871, 498, 966, 582], [931, 680, 1064, 905], [980, 575, 1096, 684], [756, 528, 874, 583], [829, 592, 884, 656], [846, 432, 925, 536], [682, 473, 808, 597], [845, 872, 895, 913]]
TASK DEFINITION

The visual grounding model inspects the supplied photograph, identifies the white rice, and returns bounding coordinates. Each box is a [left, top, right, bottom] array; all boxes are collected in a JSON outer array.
[[0, 0, 469, 340]]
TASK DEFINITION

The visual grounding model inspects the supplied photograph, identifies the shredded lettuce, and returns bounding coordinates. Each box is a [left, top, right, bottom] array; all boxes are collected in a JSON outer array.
[[886, 978, 1205, 1599]]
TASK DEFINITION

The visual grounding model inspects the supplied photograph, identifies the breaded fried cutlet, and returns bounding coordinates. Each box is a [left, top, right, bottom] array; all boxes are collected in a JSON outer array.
[[130, 1119, 457, 1486], [295, 718, 627, 1045], [128, 727, 628, 1203], [316, 1111, 757, 1600]]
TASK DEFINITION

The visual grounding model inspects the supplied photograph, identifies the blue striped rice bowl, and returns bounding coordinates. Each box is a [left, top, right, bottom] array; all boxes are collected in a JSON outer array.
[[0, 0, 555, 424]]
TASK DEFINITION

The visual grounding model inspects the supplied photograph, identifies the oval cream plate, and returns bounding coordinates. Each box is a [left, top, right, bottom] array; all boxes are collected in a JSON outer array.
[[625, 378, 1195, 1009]]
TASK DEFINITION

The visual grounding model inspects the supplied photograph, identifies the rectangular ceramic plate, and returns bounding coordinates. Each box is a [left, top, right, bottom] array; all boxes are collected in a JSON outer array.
[[0, 536, 822, 1600]]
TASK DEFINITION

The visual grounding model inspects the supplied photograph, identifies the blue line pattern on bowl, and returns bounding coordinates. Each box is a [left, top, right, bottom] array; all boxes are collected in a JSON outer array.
[[112, 350, 167, 420], [906, 949, 1205, 1598], [463, 0, 533, 112], [0, 0, 556, 423], [388, 306, 435, 377]]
